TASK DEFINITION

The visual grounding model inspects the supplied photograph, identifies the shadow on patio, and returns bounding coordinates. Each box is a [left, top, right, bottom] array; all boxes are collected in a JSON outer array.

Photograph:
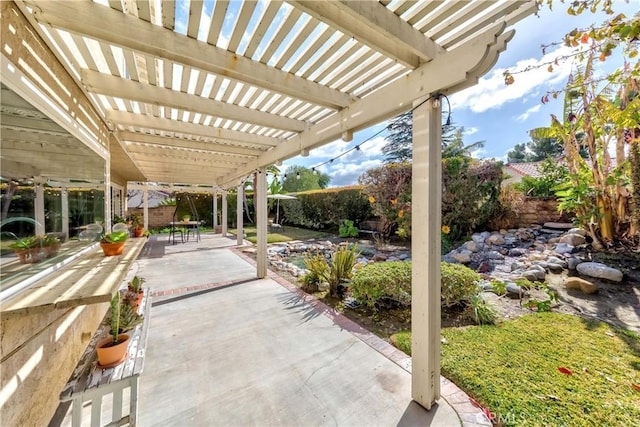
[[54, 233, 486, 426]]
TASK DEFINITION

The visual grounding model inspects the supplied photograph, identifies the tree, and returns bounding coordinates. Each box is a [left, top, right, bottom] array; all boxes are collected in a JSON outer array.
[[382, 112, 476, 162], [507, 136, 564, 163], [507, 143, 527, 163], [281, 165, 330, 193], [382, 112, 412, 162]]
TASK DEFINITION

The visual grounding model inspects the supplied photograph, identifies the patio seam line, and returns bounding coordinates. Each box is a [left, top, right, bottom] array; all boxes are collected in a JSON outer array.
[[230, 246, 491, 426]]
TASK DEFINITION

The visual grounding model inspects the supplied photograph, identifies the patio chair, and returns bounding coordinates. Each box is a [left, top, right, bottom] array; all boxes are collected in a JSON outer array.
[[169, 207, 184, 244]]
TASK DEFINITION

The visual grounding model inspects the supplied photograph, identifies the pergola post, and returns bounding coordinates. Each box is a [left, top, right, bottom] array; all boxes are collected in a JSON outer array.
[[104, 157, 112, 232], [34, 181, 45, 235], [213, 190, 218, 230], [143, 184, 149, 231], [255, 169, 267, 278], [61, 188, 69, 241], [221, 191, 228, 237], [411, 96, 442, 410], [236, 184, 244, 245]]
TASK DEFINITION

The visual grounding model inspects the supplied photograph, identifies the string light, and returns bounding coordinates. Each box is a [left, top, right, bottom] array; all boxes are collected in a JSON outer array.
[[306, 93, 447, 172]]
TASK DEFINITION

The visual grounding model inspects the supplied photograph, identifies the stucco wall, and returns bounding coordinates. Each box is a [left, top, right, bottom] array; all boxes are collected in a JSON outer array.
[[1, 303, 108, 426]]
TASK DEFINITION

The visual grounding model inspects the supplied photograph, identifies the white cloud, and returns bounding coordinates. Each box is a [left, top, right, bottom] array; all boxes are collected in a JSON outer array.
[[451, 44, 578, 113], [463, 127, 479, 135], [516, 104, 542, 122]]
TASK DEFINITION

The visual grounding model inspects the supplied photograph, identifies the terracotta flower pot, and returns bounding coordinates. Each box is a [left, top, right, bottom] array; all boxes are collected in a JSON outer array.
[[133, 227, 144, 237], [96, 334, 130, 368], [14, 248, 31, 264], [100, 241, 126, 256]]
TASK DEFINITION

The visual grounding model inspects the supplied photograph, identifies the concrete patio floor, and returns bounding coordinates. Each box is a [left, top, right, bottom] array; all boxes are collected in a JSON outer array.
[[55, 233, 490, 426]]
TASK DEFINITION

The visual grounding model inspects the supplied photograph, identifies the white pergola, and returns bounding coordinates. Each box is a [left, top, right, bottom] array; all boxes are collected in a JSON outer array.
[[1, 0, 538, 409]]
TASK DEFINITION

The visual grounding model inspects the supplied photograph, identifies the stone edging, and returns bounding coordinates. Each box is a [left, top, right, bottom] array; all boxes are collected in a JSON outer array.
[[231, 247, 492, 427]]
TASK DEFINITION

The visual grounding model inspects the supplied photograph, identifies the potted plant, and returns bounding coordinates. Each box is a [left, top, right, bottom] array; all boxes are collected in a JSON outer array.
[[100, 231, 129, 256], [96, 292, 130, 368], [127, 213, 144, 237], [107, 291, 143, 333], [9, 236, 39, 264], [41, 234, 61, 258], [125, 276, 145, 311]]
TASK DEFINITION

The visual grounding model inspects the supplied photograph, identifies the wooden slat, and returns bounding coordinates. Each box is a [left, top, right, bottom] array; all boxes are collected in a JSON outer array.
[[136, 0, 151, 22], [258, 8, 303, 64], [314, 43, 364, 84], [186, 0, 204, 39], [206, 0, 229, 45], [301, 34, 351, 79], [70, 34, 99, 71], [286, 26, 333, 74], [161, 0, 175, 30], [242, 1, 282, 58], [227, 1, 258, 53], [326, 51, 379, 88], [405, 1, 443, 25], [1, 239, 147, 319], [145, 55, 157, 86], [275, 15, 315, 69], [99, 41, 122, 77], [123, 49, 140, 81]]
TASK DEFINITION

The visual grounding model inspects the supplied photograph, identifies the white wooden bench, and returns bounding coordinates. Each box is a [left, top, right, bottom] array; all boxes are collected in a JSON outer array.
[[59, 287, 152, 427]]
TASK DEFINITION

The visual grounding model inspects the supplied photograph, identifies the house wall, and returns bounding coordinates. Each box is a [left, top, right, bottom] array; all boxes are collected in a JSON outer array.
[[127, 205, 176, 228], [0, 4, 114, 425], [1, 304, 109, 426]]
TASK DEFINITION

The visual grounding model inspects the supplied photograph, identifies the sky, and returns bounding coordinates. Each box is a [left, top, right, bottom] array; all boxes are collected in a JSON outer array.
[[280, 1, 638, 187]]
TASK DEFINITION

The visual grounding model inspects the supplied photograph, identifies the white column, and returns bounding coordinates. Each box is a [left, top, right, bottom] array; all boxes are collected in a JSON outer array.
[[213, 191, 218, 229], [104, 157, 112, 232], [61, 188, 69, 241], [143, 185, 149, 230], [411, 96, 442, 410], [221, 192, 228, 236], [34, 182, 45, 235], [122, 183, 128, 217], [236, 184, 244, 245], [255, 169, 267, 278]]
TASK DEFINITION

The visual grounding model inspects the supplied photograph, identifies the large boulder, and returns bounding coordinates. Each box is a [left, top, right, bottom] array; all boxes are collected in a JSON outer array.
[[576, 262, 624, 282], [560, 233, 586, 246]]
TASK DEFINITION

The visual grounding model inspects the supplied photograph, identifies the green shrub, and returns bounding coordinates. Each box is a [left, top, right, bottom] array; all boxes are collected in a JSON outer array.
[[324, 243, 360, 297], [338, 220, 359, 238], [514, 157, 569, 199], [351, 261, 412, 309], [280, 187, 373, 231], [301, 251, 329, 291], [441, 262, 481, 307], [467, 293, 498, 325]]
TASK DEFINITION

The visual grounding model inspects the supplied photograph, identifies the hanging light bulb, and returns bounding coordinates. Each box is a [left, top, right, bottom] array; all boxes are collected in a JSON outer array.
[[355, 145, 361, 151]]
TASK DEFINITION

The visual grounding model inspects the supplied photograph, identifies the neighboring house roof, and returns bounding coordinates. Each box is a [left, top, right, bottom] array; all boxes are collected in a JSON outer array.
[[505, 162, 544, 178]]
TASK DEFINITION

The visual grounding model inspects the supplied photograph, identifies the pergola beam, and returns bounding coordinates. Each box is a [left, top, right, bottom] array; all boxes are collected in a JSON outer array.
[[106, 111, 280, 148], [28, 0, 354, 109], [80, 70, 307, 132], [289, 0, 443, 68], [117, 131, 263, 157], [220, 24, 509, 186]]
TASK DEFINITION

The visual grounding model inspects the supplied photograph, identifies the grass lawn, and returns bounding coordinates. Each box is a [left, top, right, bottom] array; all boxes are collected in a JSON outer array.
[[229, 225, 328, 243], [391, 313, 640, 427]]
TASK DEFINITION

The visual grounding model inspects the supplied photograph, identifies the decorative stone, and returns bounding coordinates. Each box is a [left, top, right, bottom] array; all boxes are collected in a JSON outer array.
[[543, 222, 574, 230], [372, 253, 388, 262], [565, 277, 598, 294], [506, 282, 522, 297], [461, 241, 479, 252], [547, 263, 565, 274], [472, 231, 491, 243], [522, 269, 545, 281], [508, 248, 527, 257], [560, 233, 586, 246], [485, 250, 505, 260], [451, 252, 471, 264], [576, 262, 624, 282], [567, 258, 582, 270], [486, 234, 506, 245], [568, 228, 587, 236], [555, 243, 574, 254], [477, 261, 493, 273]]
